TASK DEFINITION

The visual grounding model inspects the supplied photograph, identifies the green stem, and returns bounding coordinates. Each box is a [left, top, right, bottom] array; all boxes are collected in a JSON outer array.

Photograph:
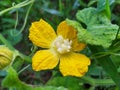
[[19, 53, 31, 63], [15, 1, 33, 36], [18, 64, 30, 74], [14, 9, 18, 30], [105, 0, 111, 19], [29, 45, 38, 56], [0, 0, 34, 16], [90, 46, 120, 59]]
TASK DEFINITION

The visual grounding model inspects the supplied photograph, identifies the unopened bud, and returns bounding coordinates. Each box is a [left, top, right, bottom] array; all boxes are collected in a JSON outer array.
[[0, 45, 13, 70]]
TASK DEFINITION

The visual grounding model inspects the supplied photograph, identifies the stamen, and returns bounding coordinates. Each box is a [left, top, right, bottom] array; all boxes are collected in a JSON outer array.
[[53, 35, 72, 54]]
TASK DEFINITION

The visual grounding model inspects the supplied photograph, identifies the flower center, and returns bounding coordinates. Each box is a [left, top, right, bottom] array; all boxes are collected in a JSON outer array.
[[53, 35, 72, 54]]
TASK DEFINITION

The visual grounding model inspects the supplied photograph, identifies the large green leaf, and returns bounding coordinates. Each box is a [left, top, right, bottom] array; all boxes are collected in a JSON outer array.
[[87, 24, 118, 47], [75, 7, 119, 48], [2, 67, 67, 90], [66, 19, 118, 48]]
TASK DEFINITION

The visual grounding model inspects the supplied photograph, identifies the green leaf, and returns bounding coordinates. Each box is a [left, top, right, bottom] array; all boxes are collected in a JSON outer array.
[[87, 24, 118, 47], [66, 19, 118, 48], [88, 66, 107, 77], [111, 55, 120, 67], [2, 29, 23, 45], [2, 67, 67, 90], [76, 7, 112, 26], [88, 0, 98, 7], [76, 7, 98, 26], [47, 76, 83, 90], [2, 67, 22, 88], [75, 8, 119, 48]]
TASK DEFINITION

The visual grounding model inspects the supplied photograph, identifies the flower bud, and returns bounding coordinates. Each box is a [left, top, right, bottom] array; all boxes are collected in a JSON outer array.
[[0, 45, 13, 70]]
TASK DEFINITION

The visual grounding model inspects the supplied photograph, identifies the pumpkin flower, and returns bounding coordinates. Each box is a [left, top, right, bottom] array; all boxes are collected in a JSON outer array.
[[29, 19, 90, 77]]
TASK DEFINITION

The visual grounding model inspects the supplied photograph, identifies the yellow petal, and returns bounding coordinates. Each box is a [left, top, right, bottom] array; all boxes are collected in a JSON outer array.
[[59, 52, 90, 77], [57, 21, 86, 51], [29, 19, 57, 48], [32, 50, 59, 71], [57, 21, 76, 40], [72, 38, 86, 52]]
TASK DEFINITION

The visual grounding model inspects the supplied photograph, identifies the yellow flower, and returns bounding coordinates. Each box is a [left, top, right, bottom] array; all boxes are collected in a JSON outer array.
[[29, 19, 90, 77]]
